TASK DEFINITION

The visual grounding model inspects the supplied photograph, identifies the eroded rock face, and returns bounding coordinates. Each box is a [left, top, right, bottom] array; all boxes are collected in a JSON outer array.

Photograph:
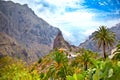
[[0, 32, 29, 62], [79, 23, 120, 54], [0, 0, 63, 63], [53, 31, 80, 53], [53, 31, 71, 49]]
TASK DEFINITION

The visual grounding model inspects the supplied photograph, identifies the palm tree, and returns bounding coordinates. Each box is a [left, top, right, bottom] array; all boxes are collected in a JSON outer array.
[[80, 49, 97, 70], [112, 41, 120, 60], [93, 26, 115, 59], [47, 49, 72, 80], [72, 48, 97, 71]]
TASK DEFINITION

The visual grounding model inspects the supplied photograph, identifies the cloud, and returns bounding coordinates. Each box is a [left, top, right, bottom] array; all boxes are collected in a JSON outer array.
[[62, 30, 76, 44], [5, 0, 120, 46]]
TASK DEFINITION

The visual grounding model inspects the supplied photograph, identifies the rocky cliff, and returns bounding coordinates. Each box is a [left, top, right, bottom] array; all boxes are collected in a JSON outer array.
[[79, 23, 120, 54], [0, 0, 69, 63], [53, 31, 71, 49], [53, 31, 80, 52]]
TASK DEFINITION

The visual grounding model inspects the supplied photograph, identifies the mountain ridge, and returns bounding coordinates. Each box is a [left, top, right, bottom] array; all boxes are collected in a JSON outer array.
[[0, 0, 71, 63]]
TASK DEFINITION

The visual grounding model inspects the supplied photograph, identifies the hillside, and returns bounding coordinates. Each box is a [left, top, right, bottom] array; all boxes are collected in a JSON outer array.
[[0, 0, 70, 63]]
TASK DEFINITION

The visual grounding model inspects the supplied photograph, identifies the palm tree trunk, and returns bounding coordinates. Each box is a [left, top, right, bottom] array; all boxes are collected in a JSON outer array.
[[103, 41, 106, 59], [84, 61, 87, 70]]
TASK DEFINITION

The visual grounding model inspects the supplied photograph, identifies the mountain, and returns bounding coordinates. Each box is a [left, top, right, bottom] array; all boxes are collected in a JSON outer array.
[[79, 23, 120, 54], [0, 0, 70, 63], [0, 32, 29, 61]]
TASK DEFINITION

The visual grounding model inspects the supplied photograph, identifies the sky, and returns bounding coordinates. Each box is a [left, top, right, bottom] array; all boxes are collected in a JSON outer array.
[[6, 0, 120, 46]]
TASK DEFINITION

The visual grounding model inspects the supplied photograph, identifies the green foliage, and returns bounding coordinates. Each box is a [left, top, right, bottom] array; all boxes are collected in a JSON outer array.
[[113, 41, 120, 60], [39, 50, 73, 80], [93, 26, 115, 59], [71, 49, 97, 71], [67, 73, 86, 80], [52, 50, 68, 65], [66, 52, 120, 80], [49, 50, 73, 79], [2, 43, 120, 80], [0, 56, 40, 80], [86, 59, 120, 80]]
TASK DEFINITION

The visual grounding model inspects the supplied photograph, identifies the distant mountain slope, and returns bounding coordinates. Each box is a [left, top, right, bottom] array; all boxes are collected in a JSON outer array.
[[0, 0, 70, 63], [79, 23, 120, 54]]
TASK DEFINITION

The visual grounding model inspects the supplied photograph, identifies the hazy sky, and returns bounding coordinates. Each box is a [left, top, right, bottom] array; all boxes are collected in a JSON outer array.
[[6, 0, 120, 46]]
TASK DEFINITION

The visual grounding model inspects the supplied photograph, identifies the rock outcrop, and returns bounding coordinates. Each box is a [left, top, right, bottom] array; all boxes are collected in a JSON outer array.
[[53, 31, 71, 49]]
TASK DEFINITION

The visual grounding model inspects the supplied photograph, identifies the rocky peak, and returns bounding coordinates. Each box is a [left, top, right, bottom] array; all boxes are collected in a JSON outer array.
[[53, 31, 71, 49]]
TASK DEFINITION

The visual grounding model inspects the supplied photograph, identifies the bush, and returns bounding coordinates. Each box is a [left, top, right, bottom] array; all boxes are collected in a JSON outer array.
[[0, 56, 40, 80]]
